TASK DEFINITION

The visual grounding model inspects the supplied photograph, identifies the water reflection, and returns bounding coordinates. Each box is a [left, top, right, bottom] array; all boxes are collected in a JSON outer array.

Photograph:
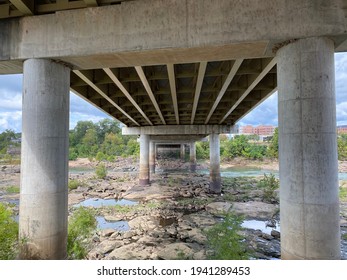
[[75, 198, 138, 208]]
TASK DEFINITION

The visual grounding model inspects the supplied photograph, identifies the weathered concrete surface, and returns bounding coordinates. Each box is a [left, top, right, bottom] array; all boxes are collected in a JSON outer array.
[[123, 125, 232, 135], [277, 37, 340, 260], [1, 0, 346, 73], [190, 142, 197, 172], [19, 59, 70, 259], [209, 133, 221, 194], [149, 141, 155, 174], [180, 144, 185, 160], [139, 134, 150, 186]]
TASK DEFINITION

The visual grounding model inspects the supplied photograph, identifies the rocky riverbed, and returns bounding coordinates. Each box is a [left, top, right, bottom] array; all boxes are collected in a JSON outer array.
[[1, 157, 347, 260]]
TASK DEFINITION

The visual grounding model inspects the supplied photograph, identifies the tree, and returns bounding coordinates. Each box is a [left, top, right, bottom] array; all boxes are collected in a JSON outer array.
[[0, 129, 17, 152], [268, 128, 278, 158], [70, 121, 96, 146]]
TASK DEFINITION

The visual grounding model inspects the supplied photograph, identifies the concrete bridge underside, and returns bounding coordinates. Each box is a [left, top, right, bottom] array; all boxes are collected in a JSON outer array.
[[1, 0, 347, 260]]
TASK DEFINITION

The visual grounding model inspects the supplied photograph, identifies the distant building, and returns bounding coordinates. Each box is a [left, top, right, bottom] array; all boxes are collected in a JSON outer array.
[[239, 124, 276, 136], [337, 125, 347, 134]]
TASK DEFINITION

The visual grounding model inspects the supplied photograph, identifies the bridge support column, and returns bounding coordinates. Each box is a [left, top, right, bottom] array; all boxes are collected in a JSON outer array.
[[209, 133, 221, 193], [190, 141, 197, 172], [149, 141, 155, 174], [139, 134, 150, 185], [277, 37, 340, 259], [180, 144, 185, 160], [19, 59, 70, 259]]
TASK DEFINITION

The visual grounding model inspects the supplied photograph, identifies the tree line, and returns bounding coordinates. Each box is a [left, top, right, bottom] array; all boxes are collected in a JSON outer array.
[[2, 120, 347, 161], [196, 128, 278, 160]]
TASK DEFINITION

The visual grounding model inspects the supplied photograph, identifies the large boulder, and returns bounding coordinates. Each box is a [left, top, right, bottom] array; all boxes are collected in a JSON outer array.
[[231, 201, 278, 219]]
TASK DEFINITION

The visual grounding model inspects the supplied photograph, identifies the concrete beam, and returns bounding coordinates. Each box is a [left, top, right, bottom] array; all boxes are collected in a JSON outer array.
[[103, 68, 153, 125], [205, 59, 243, 124], [1, 0, 346, 72], [191, 61, 207, 124], [8, 0, 34, 15], [135, 66, 166, 125], [150, 135, 207, 142], [122, 125, 234, 135], [167, 63, 179, 124], [73, 70, 140, 126], [219, 57, 277, 124]]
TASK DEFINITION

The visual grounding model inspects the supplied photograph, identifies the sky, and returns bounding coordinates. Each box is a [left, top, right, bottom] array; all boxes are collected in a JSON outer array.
[[0, 53, 347, 133]]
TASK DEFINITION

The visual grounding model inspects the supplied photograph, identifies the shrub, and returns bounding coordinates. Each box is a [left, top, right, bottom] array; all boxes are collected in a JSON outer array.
[[196, 141, 209, 159], [95, 163, 107, 179], [68, 179, 85, 191], [257, 173, 279, 203], [69, 148, 78, 161], [67, 207, 96, 259], [0, 203, 19, 259], [205, 213, 249, 260], [95, 152, 106, 162]]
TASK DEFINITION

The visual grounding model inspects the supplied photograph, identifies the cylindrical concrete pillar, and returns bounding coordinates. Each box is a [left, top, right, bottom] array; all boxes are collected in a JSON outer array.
[[180, 144, 185, 160], [209, 134, 221, 193], [190, 141, 197, 172], [19, 59, 70, 259], [139, 134, 150, 185], [277, 37, 340, 259], [149, 141, 155, 174]]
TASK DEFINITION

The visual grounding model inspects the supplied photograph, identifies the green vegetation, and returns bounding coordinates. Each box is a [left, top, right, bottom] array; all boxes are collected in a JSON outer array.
[[221, 135, 268, 160], [205, 213, 249, 260], [6, 185, 20, 194], [196, 133, 277, 161], [95, 163, 107, 179], [196, 141, 209, 159], [0, 203, 19, 260], [342, 233, 347, 241], [338, 134, 347, 160], [267, 128, 278, 158], [69, 119, 139, 160], [257, 173, 279, 203], [67, 207, 97, 259], [68, 179, 85, 191], [339, 186, 347, 202], [0, 129, 21, 164]]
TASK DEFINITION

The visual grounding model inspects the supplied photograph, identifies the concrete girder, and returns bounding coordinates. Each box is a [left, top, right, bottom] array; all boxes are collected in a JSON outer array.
[[167, 64, 179, 124], [1, 0, 346, 72], [8, 0, 34, 15], [191, 61, 207, 124], [103, 68, 153, 125], [219, 57, 277, 124], [205, 59, 243, 124], [73, 70, 140, 126], [122, 125, 234, 136], [149, 135, 207, 142], [135, 66, 166, 125]]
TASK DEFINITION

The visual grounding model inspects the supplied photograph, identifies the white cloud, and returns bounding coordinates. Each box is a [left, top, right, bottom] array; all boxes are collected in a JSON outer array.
[[70, 112, 110, 130], [0, 111, 22, 132]]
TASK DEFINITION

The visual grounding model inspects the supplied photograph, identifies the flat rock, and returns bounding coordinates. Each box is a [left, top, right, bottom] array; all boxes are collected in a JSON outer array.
[[106, 243, 153, 260], [231, 201, 278, 219], [128, 216, 159, 231], [157, 243, 195, 260], [206, 202, 232, 216]]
